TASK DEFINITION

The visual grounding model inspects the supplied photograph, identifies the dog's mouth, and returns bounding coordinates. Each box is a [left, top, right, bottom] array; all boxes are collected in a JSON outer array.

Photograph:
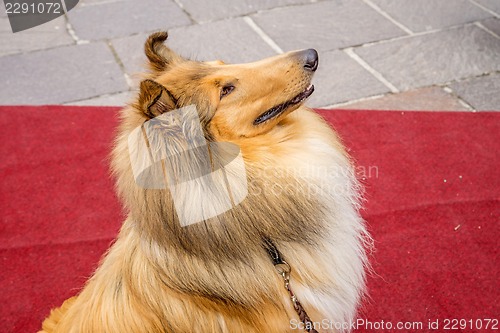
[[253, 85, 315, 125]]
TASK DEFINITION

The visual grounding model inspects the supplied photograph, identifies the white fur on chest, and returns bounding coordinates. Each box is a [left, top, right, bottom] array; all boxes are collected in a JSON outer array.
[[277, 138, 367, 333]]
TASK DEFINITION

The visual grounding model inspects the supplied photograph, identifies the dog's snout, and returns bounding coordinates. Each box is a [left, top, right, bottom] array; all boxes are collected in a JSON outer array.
[[302, 49, 318, 72]]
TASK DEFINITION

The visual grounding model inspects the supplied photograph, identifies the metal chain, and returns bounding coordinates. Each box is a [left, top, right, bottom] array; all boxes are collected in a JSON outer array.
[[274, 261, 319, 333]]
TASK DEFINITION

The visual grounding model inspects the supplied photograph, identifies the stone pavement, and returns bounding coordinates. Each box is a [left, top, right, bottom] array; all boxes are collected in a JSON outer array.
[[1, 0, 499, 110]]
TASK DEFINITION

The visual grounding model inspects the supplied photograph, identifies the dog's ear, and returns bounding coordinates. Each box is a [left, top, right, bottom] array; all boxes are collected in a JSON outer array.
[[145, 31, 184, 72], [138, 80, 178, 118]]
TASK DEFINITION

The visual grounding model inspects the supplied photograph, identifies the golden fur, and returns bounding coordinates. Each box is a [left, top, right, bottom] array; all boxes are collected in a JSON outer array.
[[40, 32, 370, 333]]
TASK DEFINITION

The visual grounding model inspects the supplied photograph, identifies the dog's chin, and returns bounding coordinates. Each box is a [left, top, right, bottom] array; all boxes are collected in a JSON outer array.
[[253, 85, 314, 125]]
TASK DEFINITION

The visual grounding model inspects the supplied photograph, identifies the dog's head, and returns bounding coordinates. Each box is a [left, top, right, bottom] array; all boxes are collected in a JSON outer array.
[[137, 31, 318, 140], [111, 32, 328, 262]]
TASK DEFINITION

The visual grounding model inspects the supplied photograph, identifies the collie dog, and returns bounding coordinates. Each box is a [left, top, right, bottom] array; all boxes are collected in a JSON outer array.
[[41, 32, 369, 333]]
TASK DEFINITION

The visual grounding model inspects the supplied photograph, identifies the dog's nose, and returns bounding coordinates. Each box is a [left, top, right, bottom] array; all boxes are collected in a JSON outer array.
[[302, 49, 318, 72]]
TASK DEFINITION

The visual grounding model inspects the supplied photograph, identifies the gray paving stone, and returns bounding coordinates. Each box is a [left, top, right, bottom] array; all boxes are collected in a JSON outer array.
[[111, 18, 278, 78], [167, 18, 278, 62], [482, 17, 500, 36], [354, 25, 500, 91], [110, 33, 147, 77], [370, 0, 491, 32], [68, 0, 190, 41], [450, 73, 500, 111], [177, 0, 310, 23], [1, 2, 7, 17], [252, 0, 407, 53], [65, 90, 134, 106], [473, 0, 500, 15], [78, 0, 127, 5], [0, 42, 128, 104], [335, 86, 470, 111], [0, 16, 73, 56], [308, 50, 389, 107]]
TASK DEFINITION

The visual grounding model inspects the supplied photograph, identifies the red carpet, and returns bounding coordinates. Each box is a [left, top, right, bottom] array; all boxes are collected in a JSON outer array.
[[1, 106, 498, 333]]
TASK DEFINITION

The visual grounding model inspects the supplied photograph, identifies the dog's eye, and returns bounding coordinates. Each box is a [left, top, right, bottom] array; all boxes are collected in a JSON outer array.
[[220, 85, 235, 99]]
